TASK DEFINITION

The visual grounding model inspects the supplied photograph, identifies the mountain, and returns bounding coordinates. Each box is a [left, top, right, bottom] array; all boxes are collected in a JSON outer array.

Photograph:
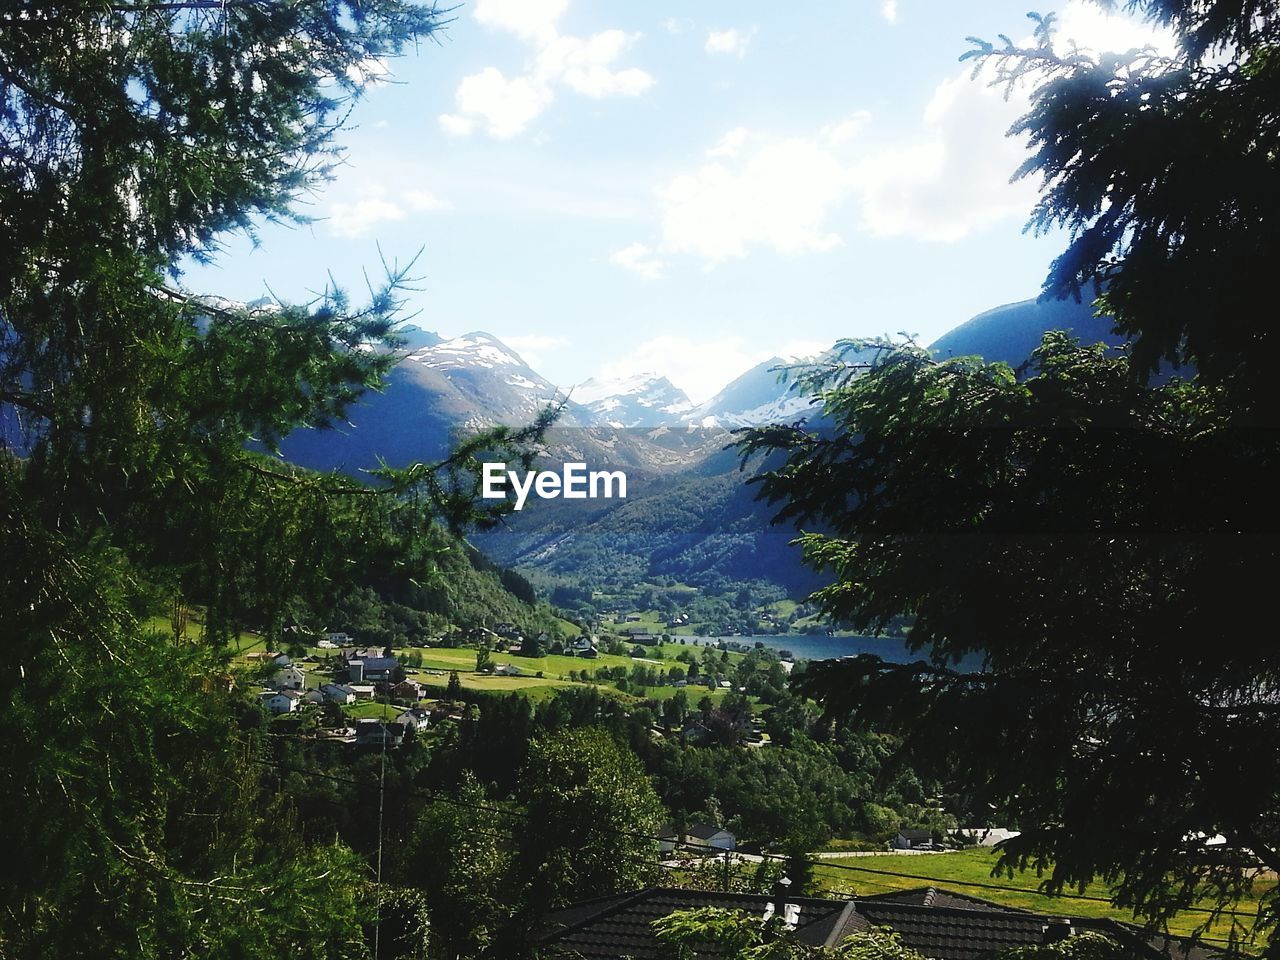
[[930, 295, 1119, 365], [275, 294, 1126, 607], [276, 330, 590, 473], [683, 357, 818, 428], [574, 373, 693, 428]]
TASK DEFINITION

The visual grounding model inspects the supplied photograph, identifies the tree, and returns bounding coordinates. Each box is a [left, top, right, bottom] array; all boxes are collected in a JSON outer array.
[[446, 671, 463, 700], [0, 0, 557, 955], [400, 773, 511, 960], [514, 728, 665, 914], [738, 1, 1280, 953]]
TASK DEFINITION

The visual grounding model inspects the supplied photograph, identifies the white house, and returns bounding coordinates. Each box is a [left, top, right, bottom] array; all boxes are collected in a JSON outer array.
[[262, 690, 302, 714], [494, 663, 523, 677], [893, 829, 933, 850], [685, 823, 736, 852], [273, 665, 305, 690], [321, 683, 356, 705], [349, 684, 376, 700], [395, 708, 431, 732]]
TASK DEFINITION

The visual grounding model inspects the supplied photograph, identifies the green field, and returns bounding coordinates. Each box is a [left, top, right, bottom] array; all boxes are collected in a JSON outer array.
[[233, 633, 749, 705], [812, 848, 1272, 944]]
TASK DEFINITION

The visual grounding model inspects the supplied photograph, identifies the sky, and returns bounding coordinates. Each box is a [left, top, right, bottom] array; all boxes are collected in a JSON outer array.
[[190, 0, 1171, 403]]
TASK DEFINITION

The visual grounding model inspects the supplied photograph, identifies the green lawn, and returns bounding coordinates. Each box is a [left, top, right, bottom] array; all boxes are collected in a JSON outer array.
[[812, 848, 1272, 944]]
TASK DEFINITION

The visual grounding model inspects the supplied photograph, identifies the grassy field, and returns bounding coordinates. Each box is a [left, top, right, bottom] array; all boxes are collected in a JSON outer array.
[[396, 642, 742, 703], [812, 848, 1272, 944]]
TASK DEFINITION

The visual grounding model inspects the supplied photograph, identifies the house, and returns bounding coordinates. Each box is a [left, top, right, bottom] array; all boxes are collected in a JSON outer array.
[[320, 683, 357, 705], [657, 823, 681, 854], [538, 885, 1224, 960], [301, 689, 325, 705], [494, 663, 523, 677], [950, 827, 1021, 848], [261, 690, 302, 714], [394, 707, 431, 732], [347, 656, 402, 683], [273, 665, 305, 690], [325, 631, 353, 645], [685, 823, 736, 852], [348, 684, 376, 700], [317, 639, 338, 650], [386, 679, 424, 700], [893, 828, 934, 850], [626, 631, 658, 646], [354, 718, 405, 748], [566, 636, 596, 655], [339, 646, 386, 662]]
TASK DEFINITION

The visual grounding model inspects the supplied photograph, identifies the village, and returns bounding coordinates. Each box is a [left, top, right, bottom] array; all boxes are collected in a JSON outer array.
[[243, 621, 795, 753]]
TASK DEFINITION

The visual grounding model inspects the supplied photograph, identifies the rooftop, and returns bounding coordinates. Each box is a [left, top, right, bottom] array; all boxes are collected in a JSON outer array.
[[538, 886, 1227, 960]]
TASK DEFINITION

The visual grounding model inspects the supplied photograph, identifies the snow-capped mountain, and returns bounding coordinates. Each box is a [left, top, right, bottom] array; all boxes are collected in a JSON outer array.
[[402, 331, 575, 430], [275, 331, 590, 473], [573, 372, 694, 428], [680, 357, 818, 429]]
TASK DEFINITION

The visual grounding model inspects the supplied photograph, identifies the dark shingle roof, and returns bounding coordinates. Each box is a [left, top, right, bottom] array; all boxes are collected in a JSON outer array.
[[686, 823, 732, 840], [854, 900, 1047, 960], [539, 888, 853, 959], [860, 886, 1033, 913], [539, 887, 1232, 960]]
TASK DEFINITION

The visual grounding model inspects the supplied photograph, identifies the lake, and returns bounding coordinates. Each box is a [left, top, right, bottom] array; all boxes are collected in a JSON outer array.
[[681, 633, 923, 663]]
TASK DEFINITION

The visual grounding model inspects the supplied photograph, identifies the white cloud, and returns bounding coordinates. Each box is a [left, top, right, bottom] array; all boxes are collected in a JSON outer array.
[[502, 333, 569, 367], [880, 0, 899, 24], [819, 111, 871, 146], [440, 2, 653, 139], [472, 0, 568, 43], [346, 56, 391, 87], [611, 0, 1173, 266], [536, 30, 654, 98], [663, 16, 693, 35], [851, 0, 1174, 241], [437, 113, 475, 137], [705, 27, 755, 57], [851, 66, 1037, 241], [451, 67, 554, 140], [706, 127, 748, 159], [657, 138, 852, 261], [1053, 1, 1176, 56], [609, 242, 665, 279], [327, 184, 449, 239]]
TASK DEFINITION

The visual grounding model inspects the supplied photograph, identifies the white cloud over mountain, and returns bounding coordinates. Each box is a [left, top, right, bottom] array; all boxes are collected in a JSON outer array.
[[608, 0, 1173, 274], [439, 0, 653, 140]]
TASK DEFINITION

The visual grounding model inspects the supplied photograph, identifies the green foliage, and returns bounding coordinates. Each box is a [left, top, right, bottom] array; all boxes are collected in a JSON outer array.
[[993, 932, 1133, 960], [652, 909, 929, 960], [515, 728, 665, 911], [401, 773, 511, 960], [738, 1, 1280, 952], [0, 0, 563, 956]]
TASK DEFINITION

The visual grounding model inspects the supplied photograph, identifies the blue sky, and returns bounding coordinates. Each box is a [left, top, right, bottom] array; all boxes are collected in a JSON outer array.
[[191, 0, 1169, 402]]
